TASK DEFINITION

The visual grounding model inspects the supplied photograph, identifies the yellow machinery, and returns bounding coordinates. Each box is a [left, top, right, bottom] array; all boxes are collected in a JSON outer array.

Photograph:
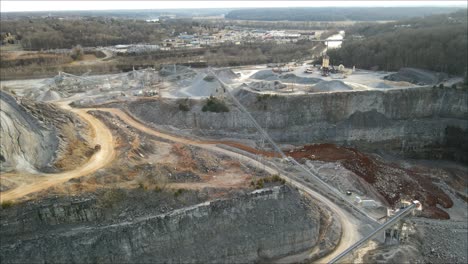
[[321, 54, 330, 76]]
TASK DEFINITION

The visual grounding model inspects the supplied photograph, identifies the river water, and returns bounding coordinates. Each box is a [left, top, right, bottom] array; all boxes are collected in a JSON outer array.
[[326, 30, 345, 50]]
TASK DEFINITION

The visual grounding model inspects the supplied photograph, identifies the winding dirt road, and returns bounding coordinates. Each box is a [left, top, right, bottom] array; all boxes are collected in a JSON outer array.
[[1, 105, 360, 263], [98, 108, 361, 263], [0, 104, 115, 202]]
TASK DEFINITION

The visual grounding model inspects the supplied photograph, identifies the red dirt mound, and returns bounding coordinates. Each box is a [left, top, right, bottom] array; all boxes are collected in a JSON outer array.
[[287, 144, 453, 219]]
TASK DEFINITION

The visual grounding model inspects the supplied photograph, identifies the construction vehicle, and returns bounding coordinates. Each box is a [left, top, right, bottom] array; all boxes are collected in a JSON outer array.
[[321, 54, 330, 76]]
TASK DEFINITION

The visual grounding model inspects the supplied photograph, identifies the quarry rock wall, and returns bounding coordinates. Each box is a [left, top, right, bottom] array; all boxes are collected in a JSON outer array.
[[1, 186, 331, 263], [0, 91, 58, 172], [128, 87, 468, 161]]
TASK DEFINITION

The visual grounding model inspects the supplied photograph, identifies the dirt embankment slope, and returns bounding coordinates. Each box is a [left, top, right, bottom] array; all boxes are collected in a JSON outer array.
[[288, 144, 456, 219]]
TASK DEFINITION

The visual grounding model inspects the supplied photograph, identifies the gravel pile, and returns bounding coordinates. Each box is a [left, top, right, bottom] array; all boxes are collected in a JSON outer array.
[[279, 73, 321, 84], [213, 69, 239, 83], [250, 70, 279, 81], [175, 73, 224, 97], [248, 80, 287, 91], [251, 70, 320, 84], [36, 89, 61, 102], [374, 82, 393, 89], [384, 68, 448, 85], [312, 80, 353, 92], [413, 219, 467, 264]]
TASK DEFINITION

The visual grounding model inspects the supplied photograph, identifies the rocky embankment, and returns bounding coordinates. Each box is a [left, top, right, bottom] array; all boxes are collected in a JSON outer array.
[[0, 186, 340, 263], [363, 219, 467, 263], [0, 90, 91, 173], [0, 91, 58, 172], [125, 86, 468, 162]]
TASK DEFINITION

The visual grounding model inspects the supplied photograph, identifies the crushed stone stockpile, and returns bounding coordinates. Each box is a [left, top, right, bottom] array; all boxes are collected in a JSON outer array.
[[174, 73, 225, 97], [159, 64, 197, 85], [384, 68, 448, 85], [213, 68, 239, 83], [250, 70, 279, 81], [159, 64, 195, 77], [280, 73, 321, 84], [374, 82, 393, 89], [35, 89, 61, 102], [250, 70, 320, 84], [312, 80, 353, 92], [248, 80, 287, 91]]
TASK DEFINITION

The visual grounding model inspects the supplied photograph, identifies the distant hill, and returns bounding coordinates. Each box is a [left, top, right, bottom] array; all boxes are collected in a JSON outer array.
[[0, 8, 233, 20], [225, 7, 464, 21]]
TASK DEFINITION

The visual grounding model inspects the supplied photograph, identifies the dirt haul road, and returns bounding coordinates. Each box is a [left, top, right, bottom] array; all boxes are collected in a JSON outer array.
[[0, 104, 116, 202], [1, 106, 360, 263], [99, 108, 361, 263]]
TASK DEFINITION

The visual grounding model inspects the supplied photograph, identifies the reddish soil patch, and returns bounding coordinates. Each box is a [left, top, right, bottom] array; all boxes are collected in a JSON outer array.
[[287, 144, 453, 219], [172, 143, 197, 169], [287, 143, 378, 183]]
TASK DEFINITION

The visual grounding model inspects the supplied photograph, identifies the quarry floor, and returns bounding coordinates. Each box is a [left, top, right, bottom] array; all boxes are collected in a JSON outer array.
[[0, 100, 368, 263], [1, 66, 466, 263]]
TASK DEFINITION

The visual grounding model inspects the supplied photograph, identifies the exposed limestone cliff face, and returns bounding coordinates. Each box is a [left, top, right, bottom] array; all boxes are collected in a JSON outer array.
[[0, 91, 58, 172], [127, 87, 468, 162], [0, 91, 90, 173], [0, 186, 339, 263]]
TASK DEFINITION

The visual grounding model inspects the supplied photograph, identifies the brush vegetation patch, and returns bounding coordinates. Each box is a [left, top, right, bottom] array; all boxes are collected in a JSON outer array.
[[201, 96, 229, 113]]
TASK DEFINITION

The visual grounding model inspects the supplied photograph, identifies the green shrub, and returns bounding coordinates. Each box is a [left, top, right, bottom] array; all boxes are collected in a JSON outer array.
[[70, 45, 84, 61], [203, 75, 215, 81], [252, 175, 286, 189], [1, 200, 15, 209], [272, 174, 282, 182], [174, 188, 185, 197], [256, 94, 280, 102], [178, 103, 190, 111], [255, 180, 264, 189], [202, 96, 229, 113], [99, 188, 126, 208]]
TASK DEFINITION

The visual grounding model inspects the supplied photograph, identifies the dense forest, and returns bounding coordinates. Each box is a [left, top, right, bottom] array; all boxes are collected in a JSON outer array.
[[328, 11, 468, 75], [225, 7, 462, 21], [0, 17, 175, 49]]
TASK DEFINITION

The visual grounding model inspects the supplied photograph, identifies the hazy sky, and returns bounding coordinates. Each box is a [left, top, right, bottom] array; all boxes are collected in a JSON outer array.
[[1, 1, 466, 13]]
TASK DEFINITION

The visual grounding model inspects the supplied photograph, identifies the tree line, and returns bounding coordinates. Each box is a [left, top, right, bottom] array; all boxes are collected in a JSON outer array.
[[1, 17, 169, 50], [328, 11, 467, 75], [225, 7, 462, 22]]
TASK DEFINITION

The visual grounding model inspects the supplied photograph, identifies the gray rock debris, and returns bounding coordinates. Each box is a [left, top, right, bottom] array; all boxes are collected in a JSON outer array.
[[0, 186, 338, 264], [0, 91, 58, 172]]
